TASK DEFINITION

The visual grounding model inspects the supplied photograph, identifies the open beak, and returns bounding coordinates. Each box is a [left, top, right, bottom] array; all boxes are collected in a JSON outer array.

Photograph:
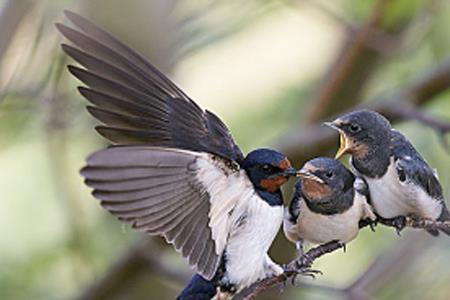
[[296, 169, 324, 183], [335, 132, 352, 159], [323, 120, 351, 159]]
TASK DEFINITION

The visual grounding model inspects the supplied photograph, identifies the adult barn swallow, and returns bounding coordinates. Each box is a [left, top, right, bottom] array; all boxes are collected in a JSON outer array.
[[326, 109, 450, 235], [284, 158, 375, 254], [57, 11, 297, 299]]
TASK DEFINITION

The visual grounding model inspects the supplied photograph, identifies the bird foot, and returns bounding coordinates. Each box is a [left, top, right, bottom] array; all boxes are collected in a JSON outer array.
[[390, 216, 407, 235], [359, 218, 377, 232], [378, 216, 412, 236], [284, 265, 323, 285], [283, 253, 323, 284]]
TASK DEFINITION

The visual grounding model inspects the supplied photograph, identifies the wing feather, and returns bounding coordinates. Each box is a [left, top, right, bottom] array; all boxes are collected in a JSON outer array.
[[57, 12, 243, 162], [391, 130, 444, 200], [85, 174, 187, 191], [61, 11, 186, 98], [81, 166, 182, 181], [101, 188, 192, 213], [108, 190, 198, 220], [86, 106, 166, 132], [92, 183, 186, 202], [82, 146, 253, 280], [78, 87, 167, 122]]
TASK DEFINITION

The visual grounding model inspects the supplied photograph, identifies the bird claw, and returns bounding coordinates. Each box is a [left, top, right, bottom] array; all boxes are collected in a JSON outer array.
[[284, 269, 321, 285], [289, 267, 323, 285], [391, 216, 407, 236], [404, 215, 416, 227], [369, 221, 377, 232], [279, 278, 288, 292], [283, 254, 323, 285]]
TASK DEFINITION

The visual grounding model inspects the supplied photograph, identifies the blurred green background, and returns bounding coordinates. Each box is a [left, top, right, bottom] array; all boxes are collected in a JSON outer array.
[[1, 0, 450, 299]]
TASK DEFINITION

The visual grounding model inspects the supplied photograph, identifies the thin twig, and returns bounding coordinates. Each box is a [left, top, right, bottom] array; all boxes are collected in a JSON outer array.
[[378, 217, 450, 236], [406, 218, 450, 233]]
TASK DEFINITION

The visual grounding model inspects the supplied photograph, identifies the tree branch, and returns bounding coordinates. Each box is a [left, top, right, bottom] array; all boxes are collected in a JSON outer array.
[[378, 217, 450, 236]]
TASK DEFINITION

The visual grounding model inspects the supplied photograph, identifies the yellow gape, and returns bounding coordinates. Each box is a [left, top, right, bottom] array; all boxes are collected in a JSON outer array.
[[335, 132, 351, 159]]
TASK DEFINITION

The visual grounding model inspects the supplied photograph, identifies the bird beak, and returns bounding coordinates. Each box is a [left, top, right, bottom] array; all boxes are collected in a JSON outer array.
[[281, 167, 297, 177], [323, 119, 351, 159], [335, 132, 352, 159], [296, 169, 324, 183], [323, 121, 339, 130]]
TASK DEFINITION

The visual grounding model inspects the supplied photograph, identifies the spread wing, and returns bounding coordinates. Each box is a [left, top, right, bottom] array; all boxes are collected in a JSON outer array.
[[81, 146, 256, 280], [56, 11, 243, 163], [391, 130, 444, 201]]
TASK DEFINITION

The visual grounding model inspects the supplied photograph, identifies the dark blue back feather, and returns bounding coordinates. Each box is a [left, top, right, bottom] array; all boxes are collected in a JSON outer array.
[[177, 274, 216, 300]]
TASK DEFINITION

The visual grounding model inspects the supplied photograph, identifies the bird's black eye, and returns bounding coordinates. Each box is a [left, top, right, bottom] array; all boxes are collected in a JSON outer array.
[[349, 123, 361, 133], [325, 171, 334, 178]]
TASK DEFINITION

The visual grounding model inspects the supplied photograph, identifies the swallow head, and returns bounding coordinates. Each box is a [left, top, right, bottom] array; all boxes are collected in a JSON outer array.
[[297, 158, 353, 201], [297, 157, 355, 214], [242, 148, 296, 193], [324, 109, 391, 159]]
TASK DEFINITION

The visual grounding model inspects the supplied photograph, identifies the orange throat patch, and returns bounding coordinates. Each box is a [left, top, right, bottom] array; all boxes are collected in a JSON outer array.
[[260, 176, 288, 193]]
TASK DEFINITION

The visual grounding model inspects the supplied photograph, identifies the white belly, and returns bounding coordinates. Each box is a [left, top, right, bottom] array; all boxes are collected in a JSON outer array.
[[290, 194, 369, 245], [363, 160, 442, 219], [224, 198, 283, 290]]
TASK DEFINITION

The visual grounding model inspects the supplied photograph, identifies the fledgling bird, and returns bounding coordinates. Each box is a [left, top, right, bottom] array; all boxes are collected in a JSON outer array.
[[326, 109, 450, 235], [284, 157, 376, 256], [57, 11, 298, 299]]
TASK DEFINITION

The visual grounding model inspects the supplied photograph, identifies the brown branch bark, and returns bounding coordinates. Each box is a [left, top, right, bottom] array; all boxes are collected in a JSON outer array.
[[379, 217, 450, 236]]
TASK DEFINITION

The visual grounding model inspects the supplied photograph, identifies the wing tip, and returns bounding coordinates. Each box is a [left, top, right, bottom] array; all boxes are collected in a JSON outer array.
[[61, 43, 76, 56], [54, 22, 67, 35], [64, 10, 84, 27], [67, 64, 85, 77]]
